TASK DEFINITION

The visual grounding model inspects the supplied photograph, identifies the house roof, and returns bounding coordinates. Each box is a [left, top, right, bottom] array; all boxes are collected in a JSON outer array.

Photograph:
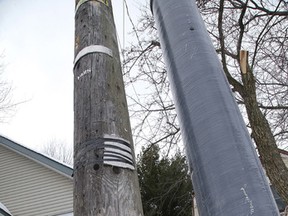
[[0, 202, 12, 216], [0, 135, 73, 179]]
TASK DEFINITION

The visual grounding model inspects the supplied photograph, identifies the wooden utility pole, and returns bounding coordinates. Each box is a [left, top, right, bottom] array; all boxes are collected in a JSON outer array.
[[73, 0, 143, 215]]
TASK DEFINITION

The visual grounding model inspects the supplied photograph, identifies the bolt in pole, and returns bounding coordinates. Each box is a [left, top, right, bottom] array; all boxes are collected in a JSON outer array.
[[73, 0, 143, 215], [150, 0, 279, 215]]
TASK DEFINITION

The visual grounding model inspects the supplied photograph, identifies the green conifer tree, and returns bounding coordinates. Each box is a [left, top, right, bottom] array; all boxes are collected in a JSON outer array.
[[137, 145, 193, 216]]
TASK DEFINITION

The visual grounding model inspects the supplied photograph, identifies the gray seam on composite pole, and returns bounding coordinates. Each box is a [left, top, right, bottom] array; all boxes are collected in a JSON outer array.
[[150, 0, 279, 215]]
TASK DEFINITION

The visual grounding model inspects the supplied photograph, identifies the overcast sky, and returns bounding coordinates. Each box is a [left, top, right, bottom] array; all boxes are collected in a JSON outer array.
[[0, 0, 143, 151]]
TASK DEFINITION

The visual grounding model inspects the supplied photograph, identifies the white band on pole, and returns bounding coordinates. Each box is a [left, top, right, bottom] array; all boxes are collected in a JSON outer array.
[[75, 0, 109, 14], [75, 0, 90, 14], [74, 45, 113, 66]]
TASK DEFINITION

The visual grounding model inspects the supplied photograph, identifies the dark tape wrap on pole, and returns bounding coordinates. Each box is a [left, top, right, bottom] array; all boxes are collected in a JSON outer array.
[[150, 0, 279, 215], [74, 135, 135, 171]]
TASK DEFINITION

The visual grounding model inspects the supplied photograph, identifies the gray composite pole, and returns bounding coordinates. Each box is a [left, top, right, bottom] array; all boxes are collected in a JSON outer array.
[[73, 0, 143, 215], [150, 0, 280, 215]]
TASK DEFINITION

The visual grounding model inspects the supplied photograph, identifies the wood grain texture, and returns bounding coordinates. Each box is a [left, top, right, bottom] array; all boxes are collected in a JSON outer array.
[[73, 1, 143, 215], [240, 50, 248, 74]]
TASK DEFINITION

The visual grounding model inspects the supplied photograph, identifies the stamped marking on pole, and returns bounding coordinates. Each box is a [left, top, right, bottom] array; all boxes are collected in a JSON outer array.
[[241, 185, 255, 215], [77, 69, 92, 80]]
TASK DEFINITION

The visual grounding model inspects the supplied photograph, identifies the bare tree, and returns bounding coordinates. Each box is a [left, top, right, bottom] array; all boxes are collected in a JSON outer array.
[[41, 139, 73, 165], [0, 55, 15, 122], [124, 0, 288, 203], [123, 7, 179, 153]]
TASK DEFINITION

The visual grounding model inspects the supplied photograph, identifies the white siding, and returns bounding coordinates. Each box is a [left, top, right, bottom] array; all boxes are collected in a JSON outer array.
[[0, 145, 73, 216]]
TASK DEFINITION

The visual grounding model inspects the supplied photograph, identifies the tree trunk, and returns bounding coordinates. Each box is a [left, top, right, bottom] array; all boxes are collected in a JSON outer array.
[[241, 66, 288, 204], [73, 0, 143, 215]]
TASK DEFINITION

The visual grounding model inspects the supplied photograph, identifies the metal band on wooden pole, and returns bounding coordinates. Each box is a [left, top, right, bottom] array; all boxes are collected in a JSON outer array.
[[74, 45, 113, 67]]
